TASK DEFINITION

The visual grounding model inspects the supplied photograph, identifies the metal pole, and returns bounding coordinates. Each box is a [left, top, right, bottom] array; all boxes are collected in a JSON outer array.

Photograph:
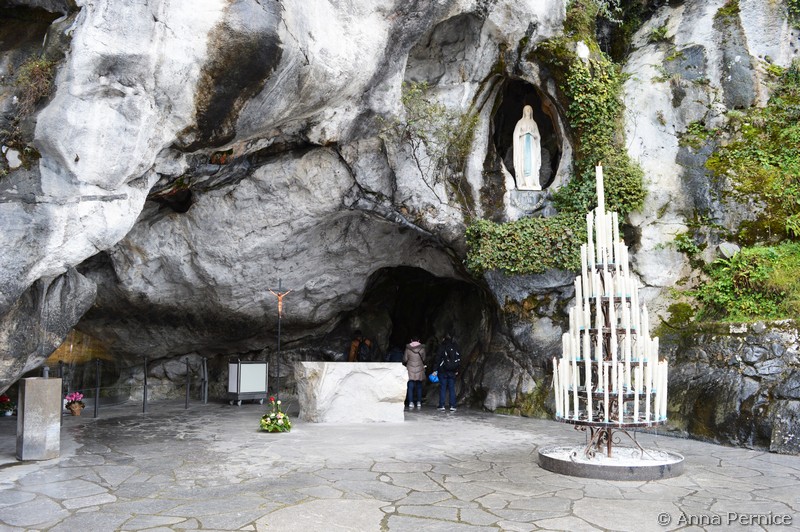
[[42, 366, 49, 378], [143, 357, 148, 413], [202, 357, 208, 404], [94, 359, 100, 418], [277, 304, 281, 402], [185, 358, 190, 409], [268, 279, 291, 402]]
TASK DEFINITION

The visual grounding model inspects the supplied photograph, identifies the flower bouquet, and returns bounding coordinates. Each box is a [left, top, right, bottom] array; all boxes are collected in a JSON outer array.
[[260, 396, 291, 433], [0, 394, 15, 416], [65, 392, 85, 416]]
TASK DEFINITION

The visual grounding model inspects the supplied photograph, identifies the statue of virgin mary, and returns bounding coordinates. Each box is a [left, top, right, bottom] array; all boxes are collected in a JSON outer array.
[[512, 105, 541, 190]]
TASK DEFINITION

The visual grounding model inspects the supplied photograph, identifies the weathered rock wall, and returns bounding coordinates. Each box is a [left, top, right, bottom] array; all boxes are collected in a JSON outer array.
[[666, 321, 800, 454]]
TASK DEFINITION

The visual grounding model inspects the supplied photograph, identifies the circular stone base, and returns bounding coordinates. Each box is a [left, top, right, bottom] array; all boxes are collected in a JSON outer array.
[[538, 445, 684, 481]]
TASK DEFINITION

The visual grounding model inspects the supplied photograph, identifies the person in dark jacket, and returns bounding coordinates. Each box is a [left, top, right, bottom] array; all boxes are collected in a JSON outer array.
[[403, 339, 426, 410], [432, 333, 460, 412]]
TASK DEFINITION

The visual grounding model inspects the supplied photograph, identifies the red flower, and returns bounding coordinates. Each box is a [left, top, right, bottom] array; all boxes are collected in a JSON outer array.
[[0, 395, 9, 402], [269, 396, 275, 402]]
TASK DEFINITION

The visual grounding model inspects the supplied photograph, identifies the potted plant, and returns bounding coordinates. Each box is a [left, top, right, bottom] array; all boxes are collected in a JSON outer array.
[[65, 392, 85, 416], [260, 396, 292, 433], [0, 394, 14, 416]]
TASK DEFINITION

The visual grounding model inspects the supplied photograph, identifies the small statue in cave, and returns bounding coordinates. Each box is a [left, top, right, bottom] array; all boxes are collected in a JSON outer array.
[[512, 105, 542, 190]]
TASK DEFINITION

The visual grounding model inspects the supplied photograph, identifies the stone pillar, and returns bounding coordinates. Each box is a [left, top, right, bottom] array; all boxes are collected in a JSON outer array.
[[16, 377, 62, 461]]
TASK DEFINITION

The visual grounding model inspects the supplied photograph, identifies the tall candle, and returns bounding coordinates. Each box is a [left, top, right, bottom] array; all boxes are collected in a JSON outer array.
[[609, 292, 617, 370], [617, 362, 624, 425], [562, 361, 570, 419], [587, 213, 596, 272], [603, 364, 609, 423], [585, 346, 593, 422], [553, 358, 561, 417], [653, 362, 661, 422], [633, 363, 641, 421], [611, 363, 617, 394], [661, 360, 669, 420], [645, 361, 652, 422], [612, 212, 619, 264], [595, 307, 604, 364], [572, 352, 579, 419], [596, 165, 605, 214]]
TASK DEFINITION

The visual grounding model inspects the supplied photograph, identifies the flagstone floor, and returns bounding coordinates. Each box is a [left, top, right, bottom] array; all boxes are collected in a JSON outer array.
[[0, 401, 798, 531]]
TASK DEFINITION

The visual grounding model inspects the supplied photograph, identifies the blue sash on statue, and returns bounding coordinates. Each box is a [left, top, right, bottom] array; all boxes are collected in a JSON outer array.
[[523, 133, 532, 177]]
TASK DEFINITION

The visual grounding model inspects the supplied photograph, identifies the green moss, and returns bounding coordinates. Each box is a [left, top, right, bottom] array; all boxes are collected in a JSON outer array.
[[679, 121, 717, 149], [788, 0, 800, 28], [715, 0, 740, 20], [495, 383, 551, 418], [706, 60, 800, 242], [694, 242, 800, 322]]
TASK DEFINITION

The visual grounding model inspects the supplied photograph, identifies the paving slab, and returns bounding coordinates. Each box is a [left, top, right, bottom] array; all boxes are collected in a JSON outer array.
[[1, 400, 799, 531]]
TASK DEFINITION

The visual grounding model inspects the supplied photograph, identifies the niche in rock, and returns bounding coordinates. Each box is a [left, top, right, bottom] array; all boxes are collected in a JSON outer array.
[[349, 266, 489, 359], [493, 80, 561, 190]]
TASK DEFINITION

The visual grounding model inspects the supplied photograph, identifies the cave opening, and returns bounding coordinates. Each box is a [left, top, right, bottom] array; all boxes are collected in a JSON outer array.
[[493, 79, 561, 189], [349, 266, 489, 362]]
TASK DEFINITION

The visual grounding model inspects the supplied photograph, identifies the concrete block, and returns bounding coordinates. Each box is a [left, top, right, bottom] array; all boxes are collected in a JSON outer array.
[[16, 377, 62, 460]]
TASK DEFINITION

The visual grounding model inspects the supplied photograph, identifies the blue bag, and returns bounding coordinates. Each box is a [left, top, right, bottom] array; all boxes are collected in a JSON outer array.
[[428, 373, 439, 383]]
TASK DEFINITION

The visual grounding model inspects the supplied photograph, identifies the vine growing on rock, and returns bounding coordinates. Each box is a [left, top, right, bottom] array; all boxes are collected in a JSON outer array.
[[465, 0, 644, 276], [381, 81, 479, 212]]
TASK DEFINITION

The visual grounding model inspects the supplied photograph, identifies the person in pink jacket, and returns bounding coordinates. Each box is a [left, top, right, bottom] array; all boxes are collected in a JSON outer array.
[[403, 339, 426, 410]]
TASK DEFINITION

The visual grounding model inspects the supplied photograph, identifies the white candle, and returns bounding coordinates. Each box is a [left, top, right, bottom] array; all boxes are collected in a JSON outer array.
[[596, 165, 605, 215], [587, 213, 596, 273], [661, 360, 669, 420], [609, 293, 617, 370], [585, 345, 593, 421], [562, 361, 570, 419], [595, 295, 604, 363], [572, 352, 579, 420], [633, 363, 641, 421], [645, 361, 652, 422], [653, 362, 661, 422], [581, 244, 588, 296], [603, 364, 609, 423], [612, 212, 619, 264], [611, 363, 617, 393], [617, 362, 624, 425], [625, 331, 632, 364], [553, 358, 561, 417], [584, 301, 591, 337]]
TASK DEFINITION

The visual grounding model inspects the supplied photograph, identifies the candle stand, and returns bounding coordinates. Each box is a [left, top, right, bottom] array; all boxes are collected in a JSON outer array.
[[537, 165, 684, 480]]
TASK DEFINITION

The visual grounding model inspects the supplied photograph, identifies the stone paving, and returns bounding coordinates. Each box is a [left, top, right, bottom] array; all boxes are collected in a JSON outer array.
[[0, 400, 798, 531]]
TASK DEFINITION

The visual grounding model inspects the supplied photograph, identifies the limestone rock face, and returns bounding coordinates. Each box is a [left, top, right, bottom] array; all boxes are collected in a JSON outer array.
[[622, 0, 799, 315], [0, 0, 798, 455], [0, 0, 565, 386], [295, 362, 406, 423]]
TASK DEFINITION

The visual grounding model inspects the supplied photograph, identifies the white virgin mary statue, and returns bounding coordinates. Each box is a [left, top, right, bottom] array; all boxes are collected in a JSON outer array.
[[512, 105, 541, 190]]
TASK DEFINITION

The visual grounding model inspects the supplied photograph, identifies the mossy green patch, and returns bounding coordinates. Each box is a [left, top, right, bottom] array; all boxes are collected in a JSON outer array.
[[706, 60, 800, 243], [694, 242, 800, 322]]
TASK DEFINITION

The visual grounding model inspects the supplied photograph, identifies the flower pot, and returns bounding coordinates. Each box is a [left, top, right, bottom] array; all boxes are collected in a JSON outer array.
[[67, 403, 84, 416]]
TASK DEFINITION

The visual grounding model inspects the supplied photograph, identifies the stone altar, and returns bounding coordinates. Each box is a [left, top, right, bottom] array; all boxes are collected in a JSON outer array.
[[16, 377, 62, 461], [294, 362, 406, 423]]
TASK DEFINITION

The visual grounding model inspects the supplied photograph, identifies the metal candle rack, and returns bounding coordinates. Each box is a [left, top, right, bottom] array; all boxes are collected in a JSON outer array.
[[552, 165, 669, 459]]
